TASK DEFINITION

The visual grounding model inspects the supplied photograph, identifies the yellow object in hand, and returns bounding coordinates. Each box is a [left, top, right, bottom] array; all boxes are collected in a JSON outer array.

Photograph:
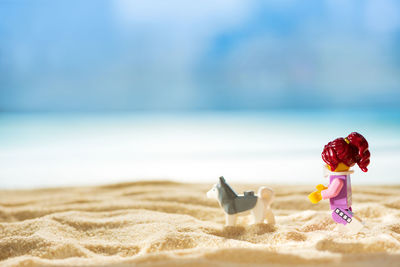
[[308, 184, 328, 204]]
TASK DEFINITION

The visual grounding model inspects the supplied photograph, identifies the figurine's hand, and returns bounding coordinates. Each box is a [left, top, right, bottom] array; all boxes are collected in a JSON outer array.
[[316, 184, 328, 191], [308, 190, 322, 204], [308, 184, 327, 204]]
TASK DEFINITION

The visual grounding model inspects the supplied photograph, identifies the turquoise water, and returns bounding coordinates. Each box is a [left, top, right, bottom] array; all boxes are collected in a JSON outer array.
[[0, 110, 399, 188]]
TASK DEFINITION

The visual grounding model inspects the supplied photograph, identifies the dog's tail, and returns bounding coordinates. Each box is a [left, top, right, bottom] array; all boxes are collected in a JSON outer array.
[[258, 186, 274, 207]]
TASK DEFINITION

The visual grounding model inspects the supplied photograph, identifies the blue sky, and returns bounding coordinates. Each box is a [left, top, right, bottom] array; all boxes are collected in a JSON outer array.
[[1, 0, 400, 111]]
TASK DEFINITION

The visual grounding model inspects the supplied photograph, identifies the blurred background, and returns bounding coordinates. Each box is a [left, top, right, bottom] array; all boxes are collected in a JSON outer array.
[[1, 0, 399, 188]]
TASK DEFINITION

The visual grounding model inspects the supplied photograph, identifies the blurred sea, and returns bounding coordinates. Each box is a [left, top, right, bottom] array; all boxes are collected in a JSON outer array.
[[0, 110, 399, 188]]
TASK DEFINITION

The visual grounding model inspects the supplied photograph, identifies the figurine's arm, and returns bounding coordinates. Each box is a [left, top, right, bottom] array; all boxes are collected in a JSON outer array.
[[321, 178, 343, 199]]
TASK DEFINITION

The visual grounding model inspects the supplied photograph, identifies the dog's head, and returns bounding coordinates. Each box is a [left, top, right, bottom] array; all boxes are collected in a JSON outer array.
[[206, 183, 219, 200], [207, 176, 231, 203]]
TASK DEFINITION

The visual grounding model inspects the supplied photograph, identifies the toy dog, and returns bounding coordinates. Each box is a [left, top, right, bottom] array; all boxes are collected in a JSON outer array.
[[207, 176, 275, 226]]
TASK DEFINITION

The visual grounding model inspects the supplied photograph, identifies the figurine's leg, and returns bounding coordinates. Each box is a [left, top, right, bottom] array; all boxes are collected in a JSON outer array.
[[331, 208, 350, 225], [347, 208, 363, 223], [225, 214, 237, 226], [346, 208, 365, 232], [346, 216, 364, 233], [265, 208, 275, 225], [332, 208, 364, 232]]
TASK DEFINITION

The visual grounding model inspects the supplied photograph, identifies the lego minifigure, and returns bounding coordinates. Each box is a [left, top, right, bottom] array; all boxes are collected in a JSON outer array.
[[309, 132, 370, 232]]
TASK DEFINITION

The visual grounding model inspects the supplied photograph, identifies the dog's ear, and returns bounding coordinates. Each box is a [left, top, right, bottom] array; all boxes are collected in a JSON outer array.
[[219, 176, 225, 184]]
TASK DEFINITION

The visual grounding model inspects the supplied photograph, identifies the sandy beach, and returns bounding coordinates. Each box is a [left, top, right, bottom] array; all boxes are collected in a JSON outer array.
[[1, 181, 400, 267]]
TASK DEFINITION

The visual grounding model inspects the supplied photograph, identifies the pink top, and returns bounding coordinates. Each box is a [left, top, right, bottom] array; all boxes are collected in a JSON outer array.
[[321, 178, 344, 199]]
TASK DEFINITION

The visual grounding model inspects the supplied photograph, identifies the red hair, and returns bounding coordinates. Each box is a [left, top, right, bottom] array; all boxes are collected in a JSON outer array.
[[322, 132, 370, 172]]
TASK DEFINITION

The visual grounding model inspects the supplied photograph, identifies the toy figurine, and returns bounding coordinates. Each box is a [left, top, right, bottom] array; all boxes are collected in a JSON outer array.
[[308, 132, 370, 232], [207, 176, 275, 226]]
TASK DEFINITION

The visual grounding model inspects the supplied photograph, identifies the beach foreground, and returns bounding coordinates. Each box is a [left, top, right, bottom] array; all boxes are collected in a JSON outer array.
[[1, 181, 400, 267]]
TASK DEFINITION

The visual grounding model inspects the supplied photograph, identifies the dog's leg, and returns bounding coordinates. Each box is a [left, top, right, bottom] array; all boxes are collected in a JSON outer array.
[[225, 214, 237, 226], [265, 208, 275, 225], [251, 201, 265, 224]]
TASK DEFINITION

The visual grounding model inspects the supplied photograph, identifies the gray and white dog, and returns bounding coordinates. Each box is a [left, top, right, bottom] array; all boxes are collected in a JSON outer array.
[[207, 176, 275, 226]]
